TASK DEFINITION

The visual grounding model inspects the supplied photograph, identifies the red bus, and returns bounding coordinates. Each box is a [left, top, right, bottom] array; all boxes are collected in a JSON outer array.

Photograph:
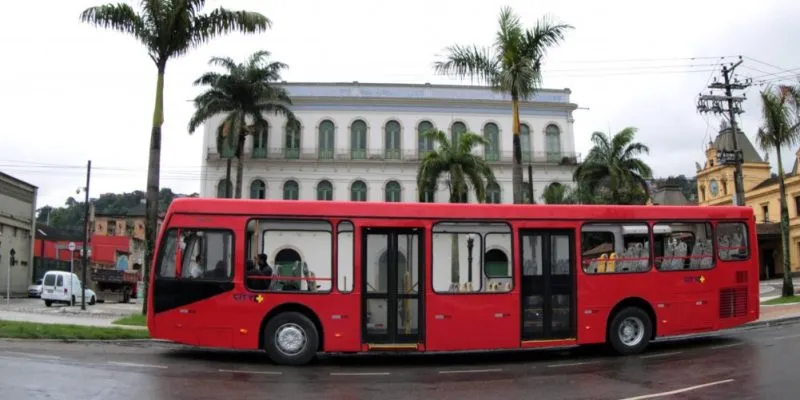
[[147, 198, 758, 365]]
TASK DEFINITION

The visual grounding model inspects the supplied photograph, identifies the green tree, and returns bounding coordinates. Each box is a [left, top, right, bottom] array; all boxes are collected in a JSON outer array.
[[542, 182, 577, 204], [573, 127, 652, 204], [416, 129, 497, 284], [79, 0, 270, 314], [189, 50, 296, 199], [433, 6, 572, 204], [756, 85, 800, 297]]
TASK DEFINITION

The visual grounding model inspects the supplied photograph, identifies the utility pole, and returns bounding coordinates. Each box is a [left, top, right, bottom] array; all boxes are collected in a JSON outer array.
[[696, 56, 751, 206], [81, 161, 91, 310]]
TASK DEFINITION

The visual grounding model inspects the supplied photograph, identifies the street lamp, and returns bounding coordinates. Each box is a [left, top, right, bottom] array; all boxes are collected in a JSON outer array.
[[466, 234, 475, 283]]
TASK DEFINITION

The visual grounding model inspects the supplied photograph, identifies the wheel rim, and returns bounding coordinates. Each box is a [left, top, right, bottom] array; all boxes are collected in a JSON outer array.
[[274, 323, 307, 356], [618, 316, 645, 347]]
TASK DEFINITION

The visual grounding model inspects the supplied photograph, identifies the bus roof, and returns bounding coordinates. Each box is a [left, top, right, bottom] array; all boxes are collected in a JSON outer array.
[[164, 198, 753, 222]]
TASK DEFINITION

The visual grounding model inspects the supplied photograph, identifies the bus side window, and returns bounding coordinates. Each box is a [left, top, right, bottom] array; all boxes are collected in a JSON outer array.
[[431, 222, 512, 293], [252, 219, 333, 293], [178, 229, 234, 281], [717, 222, 749, 261], [581, 223, 651, 274], [654, 222, 714, 271], [337, 222, 354, 293], [157, 229, 178, 278]]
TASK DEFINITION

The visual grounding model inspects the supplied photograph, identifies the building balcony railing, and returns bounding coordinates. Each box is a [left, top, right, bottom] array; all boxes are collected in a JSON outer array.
[[207, 147, 581, 165]]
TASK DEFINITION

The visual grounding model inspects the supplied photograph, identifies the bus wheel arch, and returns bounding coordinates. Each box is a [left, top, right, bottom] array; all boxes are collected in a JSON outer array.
[[606, 297, 656, 355], [259, 303, 324, 363]]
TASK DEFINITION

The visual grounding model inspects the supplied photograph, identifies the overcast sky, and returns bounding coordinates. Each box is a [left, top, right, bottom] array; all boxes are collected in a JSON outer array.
[[2, 0, 799, 209]]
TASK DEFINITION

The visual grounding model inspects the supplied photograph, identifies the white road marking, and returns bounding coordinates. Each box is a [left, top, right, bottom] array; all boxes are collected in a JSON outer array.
[[329, 372, 391, 376], [617, 379, 735, 400], [547, 361, 600, 368], [640, 351, 683, 359], [773, 333, 800, 341], [3, 351, 61, 360], [438, 368, 503, 374], [107, 361, 168, 369], [218, 368, 282, 375], [709, 342, 744, 350]]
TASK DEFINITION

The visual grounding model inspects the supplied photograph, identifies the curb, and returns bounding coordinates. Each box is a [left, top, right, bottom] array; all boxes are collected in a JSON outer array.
[[741, 315, 800, 329], [0, 338, 163, 344]]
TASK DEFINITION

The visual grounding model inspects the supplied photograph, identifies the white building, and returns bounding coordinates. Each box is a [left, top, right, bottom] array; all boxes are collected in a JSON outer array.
[[0, 172, 37, 295], [199, 82, 580, 203]]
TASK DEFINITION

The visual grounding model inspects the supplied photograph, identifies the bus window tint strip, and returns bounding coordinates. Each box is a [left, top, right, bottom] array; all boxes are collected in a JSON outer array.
[[581, 223, 651, 274], [245, 219, 333, 293], [431, 222, 513, 293]]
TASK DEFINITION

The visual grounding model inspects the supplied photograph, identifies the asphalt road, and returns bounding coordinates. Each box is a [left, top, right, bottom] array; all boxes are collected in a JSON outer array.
[[1, 321, 799, 400]]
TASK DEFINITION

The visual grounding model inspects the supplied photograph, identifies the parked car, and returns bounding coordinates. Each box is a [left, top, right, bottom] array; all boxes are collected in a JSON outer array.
[[40, 271, 97, 307], [27, 279, 43, 298]]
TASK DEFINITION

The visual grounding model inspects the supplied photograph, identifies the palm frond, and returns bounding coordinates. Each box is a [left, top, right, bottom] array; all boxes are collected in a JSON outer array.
[[191, 8, 271, 47], [80, 4, 152, 48], [433, 44, 499, 84]]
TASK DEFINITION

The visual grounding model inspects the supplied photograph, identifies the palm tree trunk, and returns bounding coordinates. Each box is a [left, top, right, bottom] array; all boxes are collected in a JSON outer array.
[[511, 96, 524, 204], [225, 159, 232, 197], [142, 66, 166, 315], [776, 150, 795, 296], [234, 131, 246, 199]]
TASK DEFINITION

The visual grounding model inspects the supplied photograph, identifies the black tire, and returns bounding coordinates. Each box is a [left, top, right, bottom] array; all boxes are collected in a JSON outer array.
[[44, 300, 52, 307], [263, 312, 319, 366], [71, 295, 76, 306], [90, 296, 96, 305], [607, 307, 652, 355]]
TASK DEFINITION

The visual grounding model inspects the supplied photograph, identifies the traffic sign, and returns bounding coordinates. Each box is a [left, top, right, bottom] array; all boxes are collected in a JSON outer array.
[[68, 242, 76, 252]]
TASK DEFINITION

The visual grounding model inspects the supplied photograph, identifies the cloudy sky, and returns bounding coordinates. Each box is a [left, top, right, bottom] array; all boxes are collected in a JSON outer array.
[[1, 0, 799, 209]]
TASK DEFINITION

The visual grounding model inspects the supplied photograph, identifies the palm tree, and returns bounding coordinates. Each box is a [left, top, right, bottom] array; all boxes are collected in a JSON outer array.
[[574, 127, 652, 204], [756, 85, 800, 297], [416, 129, 497, 285], [80, 0, 270, 314], [542, 182, 577, 204], [433, 6, 572, 204], [188, 50, 296, 199]]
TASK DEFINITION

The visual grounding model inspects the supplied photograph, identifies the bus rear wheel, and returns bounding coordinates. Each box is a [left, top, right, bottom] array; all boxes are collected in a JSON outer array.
[[263, 312, 319, 365], [607, 307, 652, 355]]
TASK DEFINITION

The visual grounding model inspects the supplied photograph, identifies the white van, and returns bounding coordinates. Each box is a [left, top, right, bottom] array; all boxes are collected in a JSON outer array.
[[40, 271, 97, 307]]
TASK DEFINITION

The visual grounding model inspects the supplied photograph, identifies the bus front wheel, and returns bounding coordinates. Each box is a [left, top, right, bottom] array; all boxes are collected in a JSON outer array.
[[263, 312, 319, 365], [607, 307, 652, 355]]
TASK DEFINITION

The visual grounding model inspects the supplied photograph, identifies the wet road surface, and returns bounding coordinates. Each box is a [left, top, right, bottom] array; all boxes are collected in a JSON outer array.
[[1, 320, 799, 399]]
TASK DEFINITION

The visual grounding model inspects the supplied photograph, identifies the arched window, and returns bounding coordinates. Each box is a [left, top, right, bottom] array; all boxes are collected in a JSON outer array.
[[451, 121, 467, 144], [285, 120, 301, 159], [317, 180, 333, 201], [385, 120, 401, 159], [385, 181, 402, 202], [520, 123, 532, 162], [350, 119, 367, 159], [250, 179, 266, 199], [486, 182, 501, 204], [420, 182, 436, 203], [217, 179, 232, 198], [351, 180, 367, 201], [418, 120, 435, 157], [546, 124, 561, 162], [318, 120, 334, 159], [252, 123, 268, 158], [484, 123, 499, 161], [485, 249, 509, 278], [283, 180, 299, 200]]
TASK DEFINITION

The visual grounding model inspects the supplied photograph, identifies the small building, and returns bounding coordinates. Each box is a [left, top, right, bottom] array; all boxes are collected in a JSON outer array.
[[0, 172, 37, 294], [695, 125, 800, 279], [647, 179, 693, 206]]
